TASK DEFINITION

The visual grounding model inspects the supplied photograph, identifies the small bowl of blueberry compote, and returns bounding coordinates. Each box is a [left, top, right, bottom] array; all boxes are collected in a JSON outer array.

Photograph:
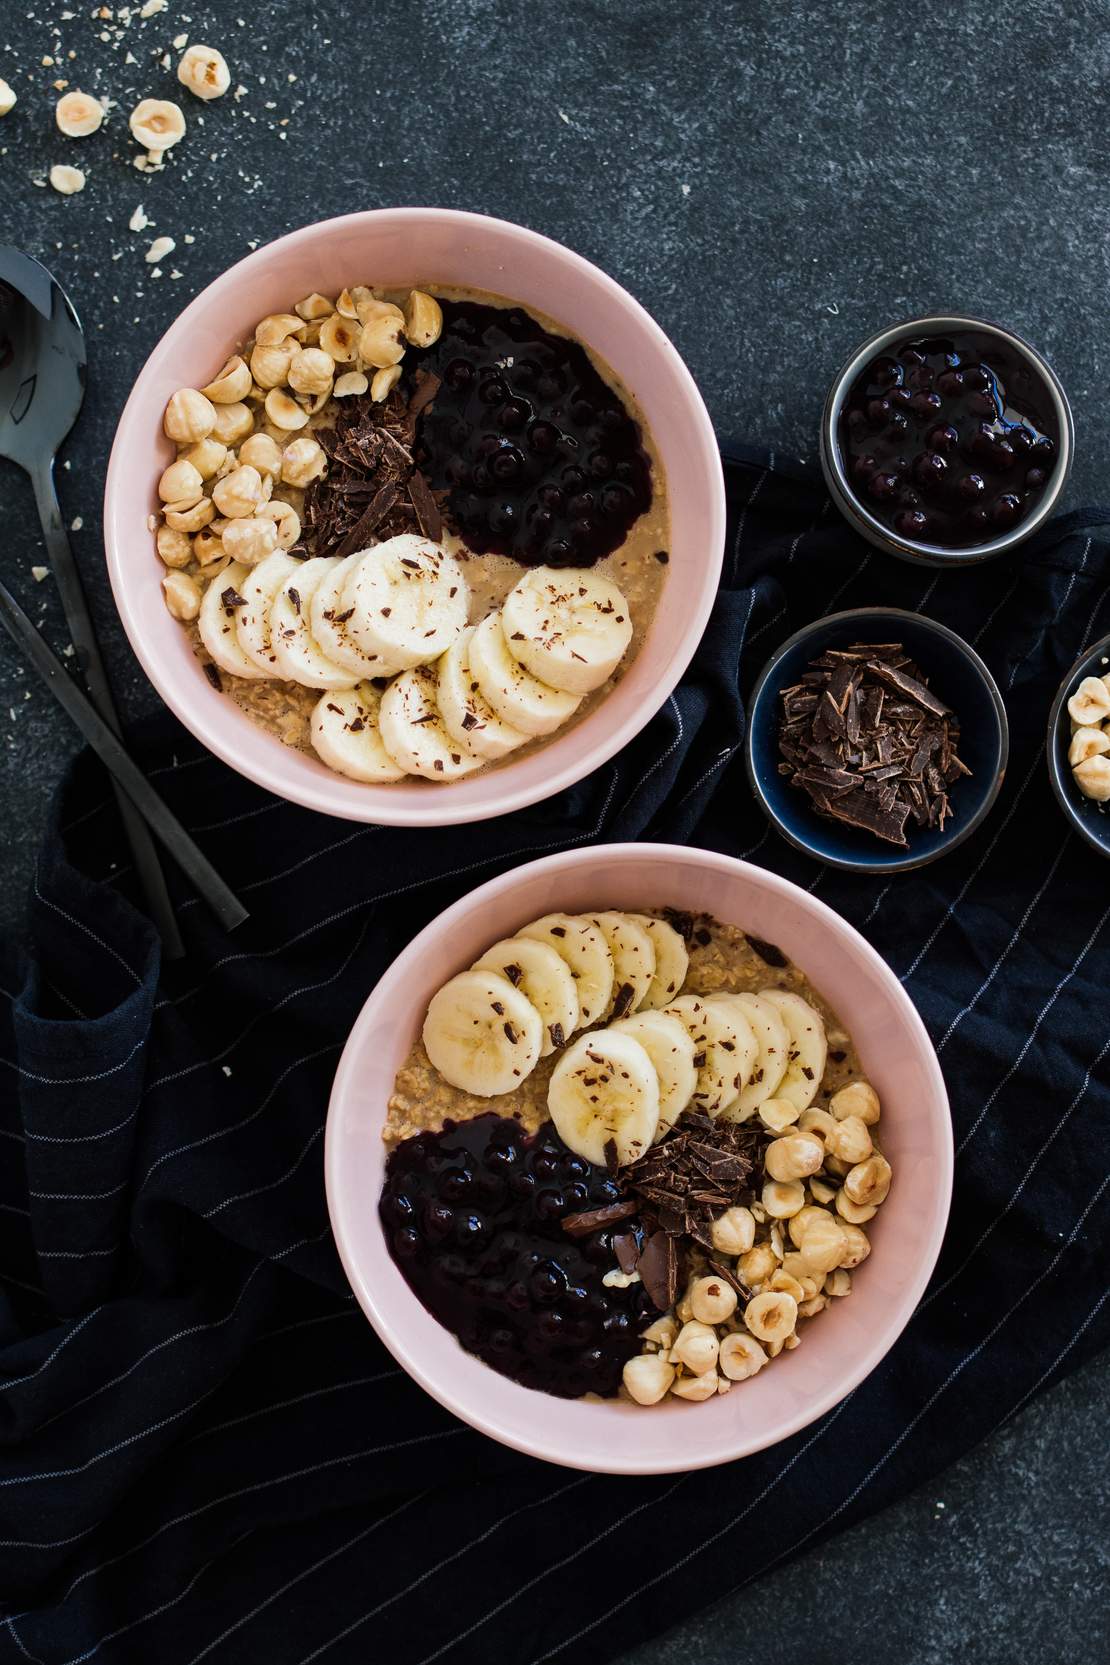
[[820, 314, 1073, 566]]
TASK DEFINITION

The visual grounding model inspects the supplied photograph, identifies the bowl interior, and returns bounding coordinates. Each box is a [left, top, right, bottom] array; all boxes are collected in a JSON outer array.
[[748, 610, 1007, 871], [1047, 635, 1110, 859], [104, 210, 723, 825], [325, 845, 952, 1474]]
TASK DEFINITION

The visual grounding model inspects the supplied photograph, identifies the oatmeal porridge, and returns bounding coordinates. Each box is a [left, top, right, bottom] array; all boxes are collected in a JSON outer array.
[[378, 909, 893, 1404], [151, 284, 669, 786]]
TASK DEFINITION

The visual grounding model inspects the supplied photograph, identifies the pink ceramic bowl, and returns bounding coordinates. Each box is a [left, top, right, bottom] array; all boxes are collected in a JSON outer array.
[[104, 209, 725, 826], [325, 843, 952, 1474]]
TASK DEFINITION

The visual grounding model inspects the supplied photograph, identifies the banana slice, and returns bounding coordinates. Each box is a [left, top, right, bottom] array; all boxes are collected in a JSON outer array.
[[500, 566, 634, 696], [716, 991, 790, 1121], [309, 683, 406, 783], [701, 994, 760, 1116], [547, 1029, 660, 1166], [343, 534, 467, 670], [422, 969, 543, 1096], [269, 557, 360, 689], [472, 935, 579, 1057], [760, 990, 827, 1113], [610, 1010, 697, 1138], [626, 914, 689, 1009], [590, 912, 656, 1017], [197, 561, 271, 680], [467, 611, 581, 738], [437, 626, 529, 761], [518, 913, 615, 1030], [378, 666, 484, 781], [310, 551, 408, 678], [235, 550, 301, 674], [664, 994, 752, 1118]]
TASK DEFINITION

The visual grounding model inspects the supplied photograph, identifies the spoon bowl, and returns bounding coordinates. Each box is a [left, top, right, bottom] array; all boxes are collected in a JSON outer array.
[[0, 246, 86, 471]]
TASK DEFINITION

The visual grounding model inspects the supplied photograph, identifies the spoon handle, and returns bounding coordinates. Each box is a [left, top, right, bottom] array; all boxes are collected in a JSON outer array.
[[0, 576, 248, 933], [30, 462, 188, 955]]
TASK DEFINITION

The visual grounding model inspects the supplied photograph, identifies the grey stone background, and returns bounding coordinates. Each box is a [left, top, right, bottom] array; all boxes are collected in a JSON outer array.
[[0, 0, 1106, 1658]]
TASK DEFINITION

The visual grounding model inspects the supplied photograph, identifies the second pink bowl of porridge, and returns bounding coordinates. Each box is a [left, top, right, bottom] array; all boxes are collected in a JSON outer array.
[[104, 208, 725, 825]]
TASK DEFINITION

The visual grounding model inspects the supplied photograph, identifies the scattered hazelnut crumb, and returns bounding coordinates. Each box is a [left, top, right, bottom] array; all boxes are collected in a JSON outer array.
[[129, 203, 149, 231], [0, 80, 15, 117], [146, 235, 175, 263], [139, 0, 167, 15], [31, 566, 48, 583], [71, 517, 83, 531], [49, 164, 86, 195]]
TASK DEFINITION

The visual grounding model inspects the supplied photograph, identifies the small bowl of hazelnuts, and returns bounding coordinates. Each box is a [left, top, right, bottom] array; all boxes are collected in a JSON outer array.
[[1046, 629, 1110, 860]]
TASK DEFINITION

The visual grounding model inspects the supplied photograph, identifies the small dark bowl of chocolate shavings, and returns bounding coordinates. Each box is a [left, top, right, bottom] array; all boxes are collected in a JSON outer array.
[[745, 608, 1009, 873]]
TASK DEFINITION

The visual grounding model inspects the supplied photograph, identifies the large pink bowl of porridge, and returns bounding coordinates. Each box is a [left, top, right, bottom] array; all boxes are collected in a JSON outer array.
[[104, 208, 725, 825], [325, 844, 953, 1474]]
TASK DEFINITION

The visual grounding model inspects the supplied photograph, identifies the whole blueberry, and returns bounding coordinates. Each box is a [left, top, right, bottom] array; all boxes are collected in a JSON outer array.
[[867, 471, 900, 502], [913, 452, 948, 490], [927, 423, 960, 454], [1026, 467, 1048, 491], [936, 368, 964, 397], [894, 508, 929, 538], [958, 472, 986, 501], [990, 494, 1023, 528], [910, 390, 943, 419]]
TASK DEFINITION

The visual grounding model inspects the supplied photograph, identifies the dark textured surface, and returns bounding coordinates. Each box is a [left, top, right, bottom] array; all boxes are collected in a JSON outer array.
[[0, 0, 1105, 1658]]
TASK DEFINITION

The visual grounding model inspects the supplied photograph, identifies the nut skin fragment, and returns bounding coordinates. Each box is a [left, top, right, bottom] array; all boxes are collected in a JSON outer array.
[[129, 98, 186, 152], [56, 90, 103, 136], [177, 44, 231, 101]]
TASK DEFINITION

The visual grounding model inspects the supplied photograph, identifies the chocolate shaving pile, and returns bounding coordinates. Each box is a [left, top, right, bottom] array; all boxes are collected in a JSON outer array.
[[303, 369, 444, 561], [777, 642, 972, 848], [619, 1113, 760, 1310]]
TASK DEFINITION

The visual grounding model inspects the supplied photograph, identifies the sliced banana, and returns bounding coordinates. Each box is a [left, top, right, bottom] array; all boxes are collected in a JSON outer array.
[[500, 566, 634, 696], [197, 560, 271, 680], [518, 913, 615, 1030], [310, 550, 408, 678], [309, 683, 406, 783], [547, 1029, 660, 1166], [378, 666, 484, 781], [701, 994, 761, 1116], [467, 611, 581, 737], [717, 991, 790, 1121], [269, 557, 360, 689], [626, 914, 689, 1009], [436, 625, 528, 761], [760, 989, 827, 1113], [590, 912, 656, 1017], [342, 534, 467, 670], [422, 969, 543, 1096], [472, 935, 579, 1057], [664, 994, 752, 1118], [235, 550, 301, 674], [610, 1010, 697, 1138]]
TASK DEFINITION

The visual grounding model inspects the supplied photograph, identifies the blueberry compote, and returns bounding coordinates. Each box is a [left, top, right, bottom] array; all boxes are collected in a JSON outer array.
[[380, 1113, 654, 1397], [410, 300, 653, 568], [838, 332, 1059, 548]]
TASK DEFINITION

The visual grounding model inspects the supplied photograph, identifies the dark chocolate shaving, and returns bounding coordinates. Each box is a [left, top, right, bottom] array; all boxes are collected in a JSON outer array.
[[613, 1232, 640, 1275], [560, 1199, 639, 1238], [636, 1229, 678, 1312], [745, 934, 788, 968], [777, 641, 970, 847]]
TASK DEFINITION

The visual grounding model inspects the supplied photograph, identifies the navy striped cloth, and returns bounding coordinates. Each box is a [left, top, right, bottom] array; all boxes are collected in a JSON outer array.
[[1, 452, 1108, 1665]]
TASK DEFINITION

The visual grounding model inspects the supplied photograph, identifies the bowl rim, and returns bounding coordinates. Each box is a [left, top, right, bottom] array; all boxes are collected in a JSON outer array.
[[1045, 626, 1110, 859], [102, 206, 725, 827], [324, 840, 954, 1474], [819, 312, 1074, 568], [744, 606, 1010, 874]]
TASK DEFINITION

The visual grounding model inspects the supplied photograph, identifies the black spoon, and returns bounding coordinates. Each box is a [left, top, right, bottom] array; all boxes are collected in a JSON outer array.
[[0, 246, 245, 949]]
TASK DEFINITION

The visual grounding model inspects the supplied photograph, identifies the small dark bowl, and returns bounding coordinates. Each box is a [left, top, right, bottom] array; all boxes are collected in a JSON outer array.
[[746, 608, 1009, 873], [1046, 629, 1110, 860], [820, 313, 1074, 568]]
